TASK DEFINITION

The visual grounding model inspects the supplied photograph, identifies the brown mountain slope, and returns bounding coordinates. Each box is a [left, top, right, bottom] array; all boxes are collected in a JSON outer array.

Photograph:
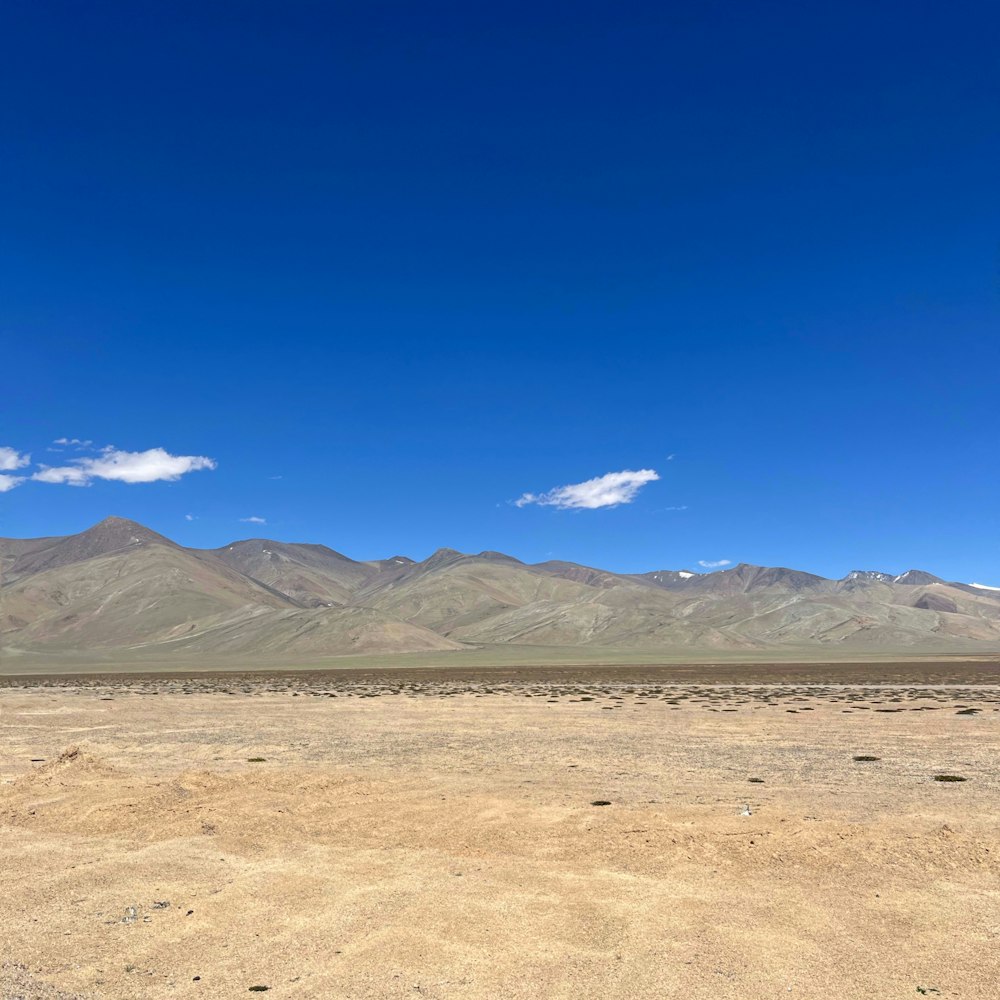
[[125, 604, 465, 655], [0, 519, 463, 657], [2, 518, 999, 657], [359, 550, 615, 634], [209, 538, 377, 607], [0, 516, 177, 584], [355, 550, 1000, 650], [1, 541, 292, 650], [638, 563, 832, 594]]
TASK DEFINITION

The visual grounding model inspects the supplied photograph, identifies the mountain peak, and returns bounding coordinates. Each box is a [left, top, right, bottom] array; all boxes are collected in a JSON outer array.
[[893, 569, 943, 586], [639, 569, 700, 589], [476, 550, 524, 564], [693, 563, 829, 593], [96, 514, 149, 529], [82, 516, 174, 546], [2, 516, 174, 582], [421, 547, 466, 570], [843, 570, 894, 584]]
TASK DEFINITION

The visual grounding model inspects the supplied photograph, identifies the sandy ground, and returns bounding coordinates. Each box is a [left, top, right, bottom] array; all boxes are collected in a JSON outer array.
[[1, 671, 999, 999]]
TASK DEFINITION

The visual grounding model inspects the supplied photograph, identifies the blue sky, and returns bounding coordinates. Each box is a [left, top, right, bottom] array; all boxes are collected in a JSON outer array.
[[1, 1, 998, 581]]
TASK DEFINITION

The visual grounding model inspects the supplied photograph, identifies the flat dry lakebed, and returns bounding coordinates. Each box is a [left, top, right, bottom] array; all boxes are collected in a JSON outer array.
[[1, 674, 998, 998]]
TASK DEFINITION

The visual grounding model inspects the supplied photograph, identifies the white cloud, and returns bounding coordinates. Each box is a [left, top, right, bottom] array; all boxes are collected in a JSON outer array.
[[698, 559, 732, 569], [240, 516, 267, 525], [0, 447, 30, 472], [185, 513, 197, 521], [662, 505, 689, 511], [33, 465, 91, 486], [514, 469, 660, 510], [53, 437, 93, 448], [0, 474, 25, 493], [33, 446, 216, 487]]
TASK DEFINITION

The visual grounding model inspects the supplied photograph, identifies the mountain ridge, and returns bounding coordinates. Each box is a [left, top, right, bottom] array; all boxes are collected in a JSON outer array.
[[2, 517, 998, 659]]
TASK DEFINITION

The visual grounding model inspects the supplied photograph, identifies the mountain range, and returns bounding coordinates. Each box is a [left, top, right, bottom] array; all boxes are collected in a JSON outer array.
[[2, 516, 999, 661]]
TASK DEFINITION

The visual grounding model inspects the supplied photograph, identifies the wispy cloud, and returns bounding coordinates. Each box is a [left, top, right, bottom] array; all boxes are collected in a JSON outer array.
[[698, 559, 731, 569], [240, 516, 267, 525], [185, 513, 197, 521], [53, 437, 94, 449], [0, 447, 30, 472], [514, 469, 660, 510], [0, 474, 25, 493], [33, 446, 216, 487], [662, 505, 689, 512], [32, 467, 90, 486]]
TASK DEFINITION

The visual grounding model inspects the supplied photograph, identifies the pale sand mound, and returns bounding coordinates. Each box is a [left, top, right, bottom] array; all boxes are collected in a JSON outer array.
[[13, 744, 117, 783], [1, 684, 998, 999]]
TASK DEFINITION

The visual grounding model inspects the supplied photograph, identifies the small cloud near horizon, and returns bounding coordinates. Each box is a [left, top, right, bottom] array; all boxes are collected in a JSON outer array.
[[240, 516, 267, 525], [698, 559, 732, 569], [514, 469, 660, 510]]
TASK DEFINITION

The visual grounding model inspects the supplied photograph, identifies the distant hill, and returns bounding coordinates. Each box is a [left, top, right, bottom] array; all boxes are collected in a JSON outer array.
[[2, 517, 999, 659]]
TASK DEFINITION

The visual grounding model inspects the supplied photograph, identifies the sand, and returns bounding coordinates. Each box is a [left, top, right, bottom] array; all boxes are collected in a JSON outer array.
[[1, 669, 999, 998]]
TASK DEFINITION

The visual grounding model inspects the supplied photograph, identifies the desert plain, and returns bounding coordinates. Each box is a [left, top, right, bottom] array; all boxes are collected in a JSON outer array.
[[1, 659, 999, 999]]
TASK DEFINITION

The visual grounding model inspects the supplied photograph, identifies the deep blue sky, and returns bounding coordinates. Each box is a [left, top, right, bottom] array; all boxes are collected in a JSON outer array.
[[1, 1, 998, 581]]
